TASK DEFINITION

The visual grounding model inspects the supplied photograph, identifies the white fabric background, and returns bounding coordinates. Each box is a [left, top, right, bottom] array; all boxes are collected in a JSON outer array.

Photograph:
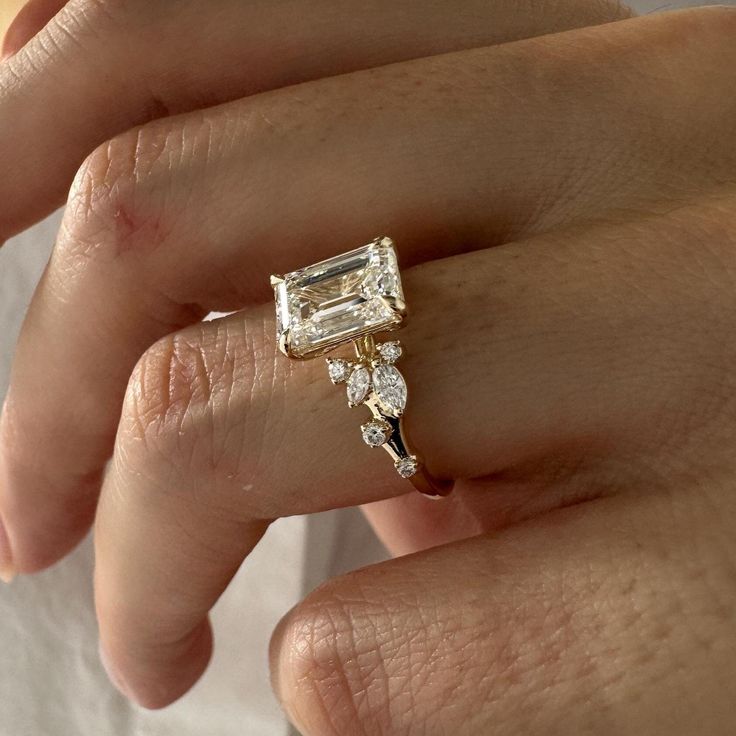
[[0, 2, 728, 734]]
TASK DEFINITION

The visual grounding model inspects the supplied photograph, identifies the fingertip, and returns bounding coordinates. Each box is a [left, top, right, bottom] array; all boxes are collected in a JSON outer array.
[[98, 639, 135, 701], [268, 604, 295, 702], [0, 395, 102, 575], [0, 452, 17, 584], [100, 618, 214, 710], [269, 604, 313, 736]]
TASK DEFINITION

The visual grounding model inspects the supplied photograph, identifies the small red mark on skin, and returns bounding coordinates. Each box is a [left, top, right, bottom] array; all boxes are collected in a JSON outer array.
[[112, 203, 170, 256], [114, 206, 137, 240]]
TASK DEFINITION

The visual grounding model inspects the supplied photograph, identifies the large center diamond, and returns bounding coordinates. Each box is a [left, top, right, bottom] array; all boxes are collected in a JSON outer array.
[[273, 237, 405, 358]]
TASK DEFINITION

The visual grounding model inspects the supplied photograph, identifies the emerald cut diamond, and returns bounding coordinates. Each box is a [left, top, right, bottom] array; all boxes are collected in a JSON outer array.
[[272, 237, 405, 359]]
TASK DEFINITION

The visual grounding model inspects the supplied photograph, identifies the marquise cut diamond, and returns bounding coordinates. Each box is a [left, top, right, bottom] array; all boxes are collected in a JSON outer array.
[[347, 366, 371, 406], [274, 237, 405, 358], [373, 364, 407, 416]]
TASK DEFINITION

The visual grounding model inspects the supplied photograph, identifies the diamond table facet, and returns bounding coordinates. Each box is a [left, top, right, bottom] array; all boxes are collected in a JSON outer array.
[[273, 237, 405, 358]]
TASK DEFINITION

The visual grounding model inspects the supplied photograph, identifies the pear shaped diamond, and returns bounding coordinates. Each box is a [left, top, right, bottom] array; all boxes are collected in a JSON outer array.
[[347, 366, 371, 406], [373, 364, 407, 416]]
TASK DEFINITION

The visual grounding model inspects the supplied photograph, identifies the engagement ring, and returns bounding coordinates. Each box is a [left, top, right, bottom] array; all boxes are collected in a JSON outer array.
[[271, 236, 453, 498]]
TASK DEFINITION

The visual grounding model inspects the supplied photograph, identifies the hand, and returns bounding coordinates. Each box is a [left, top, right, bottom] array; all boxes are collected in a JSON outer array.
[[3, 2, 736, 734]]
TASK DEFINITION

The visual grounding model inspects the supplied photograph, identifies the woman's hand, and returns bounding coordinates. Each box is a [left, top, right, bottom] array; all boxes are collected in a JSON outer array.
[[3, 2, 736, 734]]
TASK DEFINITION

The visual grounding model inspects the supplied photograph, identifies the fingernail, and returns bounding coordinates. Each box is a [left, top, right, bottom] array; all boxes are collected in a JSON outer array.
[[0, 514, 16, 584]]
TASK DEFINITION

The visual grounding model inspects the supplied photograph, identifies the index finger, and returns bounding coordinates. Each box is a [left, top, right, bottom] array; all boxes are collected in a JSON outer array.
[[0, 0, 633, 243]]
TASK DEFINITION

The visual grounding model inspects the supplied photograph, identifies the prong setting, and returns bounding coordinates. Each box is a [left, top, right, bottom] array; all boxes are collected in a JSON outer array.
[[275, 238, 452, 497], [272, 237, 405, 359], [327, 358, 352, 384], [361, 419, 392, 447]]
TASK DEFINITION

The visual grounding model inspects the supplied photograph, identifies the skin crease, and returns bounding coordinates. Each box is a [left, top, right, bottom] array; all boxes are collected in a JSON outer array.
[[2, 1, 736, 735]]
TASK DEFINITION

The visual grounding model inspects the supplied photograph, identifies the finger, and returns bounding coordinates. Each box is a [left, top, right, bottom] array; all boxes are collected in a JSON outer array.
[[271, 486, 736, 735], [0, 0, 633, 243], [2, 6, 733, 575], [94, 191, 736, 707], [1, 0, 67, 59]]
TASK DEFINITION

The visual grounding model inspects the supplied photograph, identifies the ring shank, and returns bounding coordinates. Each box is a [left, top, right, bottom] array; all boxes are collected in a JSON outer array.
[[409, 467, 454, 498], [353, 335, 454, 499]]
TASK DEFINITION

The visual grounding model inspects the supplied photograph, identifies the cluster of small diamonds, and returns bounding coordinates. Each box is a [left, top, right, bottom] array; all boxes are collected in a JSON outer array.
[[326, 341, 418, 478]]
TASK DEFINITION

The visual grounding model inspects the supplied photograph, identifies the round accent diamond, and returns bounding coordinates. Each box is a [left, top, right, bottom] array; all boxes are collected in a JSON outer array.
[[378, 341, 402, 364], [327, 358, 351, 384], [395, 456, 419, 478], [361, 420, 391, 447]]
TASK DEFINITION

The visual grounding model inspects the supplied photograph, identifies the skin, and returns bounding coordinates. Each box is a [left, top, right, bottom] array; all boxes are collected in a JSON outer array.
[[2, 1, 736, 733]]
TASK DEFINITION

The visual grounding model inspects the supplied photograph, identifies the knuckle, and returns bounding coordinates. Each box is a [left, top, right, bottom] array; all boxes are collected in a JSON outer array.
[[274, 585, 384, 735], [122, 329, 226, 453], [59, 124, 178, 265], [273, 570, 597, 736], [117, 319, 275, 488], [274, 577, 443, 736]]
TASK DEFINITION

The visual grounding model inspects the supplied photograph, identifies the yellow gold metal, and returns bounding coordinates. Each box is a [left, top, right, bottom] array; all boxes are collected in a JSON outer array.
[[271, 236, 453, 499], [352, 336, 451, 497], [277, 331, 292, 359], [378, 295, 408, 320]]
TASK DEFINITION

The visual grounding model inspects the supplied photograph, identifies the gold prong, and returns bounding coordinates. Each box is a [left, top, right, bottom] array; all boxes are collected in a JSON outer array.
[[270, 274, 285, 287], [379, 295, 407, 321], [277, 331, 293, 358], [353, 335, 376, 359]]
